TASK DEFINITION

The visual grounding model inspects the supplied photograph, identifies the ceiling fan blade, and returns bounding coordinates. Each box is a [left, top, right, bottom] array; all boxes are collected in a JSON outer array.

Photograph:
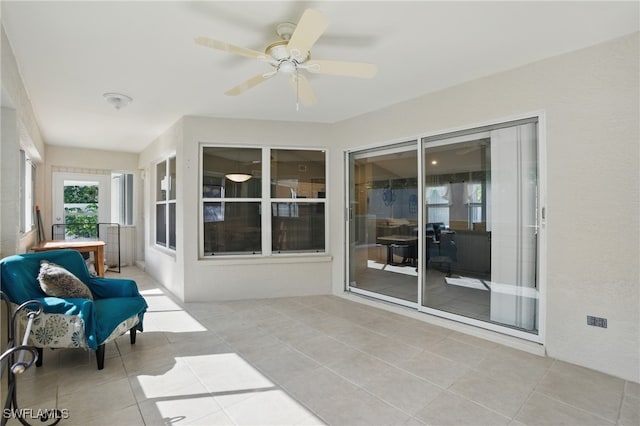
[[195, 36, 264, 59], [306, 59, 378, 78], [289, 74, 318, 106], [225, 73, 274, 96], [287, 9, 328, 57]]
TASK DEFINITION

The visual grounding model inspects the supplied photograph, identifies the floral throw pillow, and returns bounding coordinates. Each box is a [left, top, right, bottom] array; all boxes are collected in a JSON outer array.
[[37, 260, 93, 300]]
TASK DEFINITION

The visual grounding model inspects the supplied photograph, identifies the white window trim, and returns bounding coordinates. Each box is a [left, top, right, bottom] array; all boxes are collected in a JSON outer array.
[[199, 144, 329, 259], [154, 155, 176, 251]]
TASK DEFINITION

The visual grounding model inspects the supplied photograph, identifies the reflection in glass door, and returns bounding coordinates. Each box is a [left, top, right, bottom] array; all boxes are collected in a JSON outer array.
[[348, 142, 418, 304], [422, 121, 539, 335]]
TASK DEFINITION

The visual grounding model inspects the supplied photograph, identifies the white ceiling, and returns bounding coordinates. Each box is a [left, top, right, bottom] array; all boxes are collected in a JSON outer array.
[[2, 1, 638, 153]]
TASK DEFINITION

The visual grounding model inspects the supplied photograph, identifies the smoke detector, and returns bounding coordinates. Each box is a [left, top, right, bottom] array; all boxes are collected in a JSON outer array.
[[103, 92, 132, 110]]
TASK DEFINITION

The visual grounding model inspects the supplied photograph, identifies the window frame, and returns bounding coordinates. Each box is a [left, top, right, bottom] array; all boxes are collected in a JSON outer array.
[[19, 149, 36, 234], [155, 155, 176, 251], [199, 144, 328, 258], [111, 171, 135, 226]]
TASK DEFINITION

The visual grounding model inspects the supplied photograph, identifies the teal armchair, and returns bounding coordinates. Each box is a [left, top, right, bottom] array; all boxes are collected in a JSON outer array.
[[0, 250, 147, 370]]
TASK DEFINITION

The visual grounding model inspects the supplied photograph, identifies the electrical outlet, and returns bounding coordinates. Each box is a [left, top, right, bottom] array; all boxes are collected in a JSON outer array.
[[587, 315, 607, 328]]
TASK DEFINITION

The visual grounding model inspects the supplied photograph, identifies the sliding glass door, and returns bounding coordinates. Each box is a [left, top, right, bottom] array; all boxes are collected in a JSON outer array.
[[347, 142, 419, 305], [347, 118, 542, 340], [421, 121, 539, 335]]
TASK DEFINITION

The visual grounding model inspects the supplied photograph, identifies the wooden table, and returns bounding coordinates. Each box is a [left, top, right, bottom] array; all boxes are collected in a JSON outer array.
[[32, 240, 106, 277]]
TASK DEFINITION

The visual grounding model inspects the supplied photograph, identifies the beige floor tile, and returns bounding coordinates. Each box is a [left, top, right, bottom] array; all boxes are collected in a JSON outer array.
[[57, 377, 137, 423], [138, 392, 223, 425], [514, 392, 614, 425], [449, 368, 533, 418], [55, 357, 128, 396], [426, 337, 492, 367], [326, 351, 395, 386], [85, 404, 144, 426], [361, 366, 443, 415], [403, 417, 428, 425], [333, 326, 384, 350], [119, 341, 180, 376], [449, 330, 500, 350], [129, 359, 207, 402], [115, 329, 171, 357], [399, 350, 470, 388], [223, 389, 322, 425], [625, 381, 640, 398], [475, 345, 553, 388], [416, 391, 511, 426], [535, 361, 624, 422], [289, 334, 363, 366], [142, 292, 184, 311], [282, 366, 360, 407], [184, 352, 275, 395], [360, 336, 423, 366], [5, 396, 58, 426], [260, 321, 323, 345], [619, 395, 640, 426], [315, 388, 411, 426], [248, 344, 321, 386], [186, 409, 236, 425], [12, 268, 633, 426], [12, 370, 60, 407]]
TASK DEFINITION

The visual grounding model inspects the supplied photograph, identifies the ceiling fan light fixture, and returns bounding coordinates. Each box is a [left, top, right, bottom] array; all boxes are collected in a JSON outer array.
[[103, 92, 132, 110], [225, 173, 252, 183], [278, 60, 296, 73]]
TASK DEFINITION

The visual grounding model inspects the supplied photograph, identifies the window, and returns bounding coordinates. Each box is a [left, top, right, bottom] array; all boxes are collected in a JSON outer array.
[[271, 149, 326, 253], [19, 150, 36, 233], [201, 146, 326, 256], [155, 156, 176, 250], [111, 172, 134, 226], [425, 184, 450, 226], [466, 182, 483, 226]]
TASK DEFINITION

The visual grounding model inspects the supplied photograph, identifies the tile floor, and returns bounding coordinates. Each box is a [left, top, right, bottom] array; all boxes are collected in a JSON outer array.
[[8, 267, 639, 426]]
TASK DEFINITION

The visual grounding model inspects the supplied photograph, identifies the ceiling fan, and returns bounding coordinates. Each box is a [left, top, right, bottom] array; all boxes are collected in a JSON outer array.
[[195, 8, 377, 108]]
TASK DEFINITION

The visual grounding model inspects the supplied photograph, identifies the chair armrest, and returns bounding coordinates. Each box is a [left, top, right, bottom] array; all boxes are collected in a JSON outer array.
[[32, 296, 93, 316], [87, 277, 142, 299]]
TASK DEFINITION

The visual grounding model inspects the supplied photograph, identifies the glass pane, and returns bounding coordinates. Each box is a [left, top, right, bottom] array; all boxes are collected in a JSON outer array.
[[272, 202, 325, 253], [203, 202, 261, 254], [348, 144, 418, 303], [202, 147, 261, 199], [422, 123, 538, 334], [169, 202, 176, 250], [125, 173, 134, 225], [63, 180, 99, 239], [156, 204, 166, 246], [156, 161, 167, 201], [271, 149, 326, 198], [169, 157, 176, 200]]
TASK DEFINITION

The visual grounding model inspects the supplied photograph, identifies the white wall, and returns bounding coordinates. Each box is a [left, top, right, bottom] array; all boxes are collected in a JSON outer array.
[[332, 32, 639, 382], [1, 26, 44, 257], [138, 118, 184, 300]]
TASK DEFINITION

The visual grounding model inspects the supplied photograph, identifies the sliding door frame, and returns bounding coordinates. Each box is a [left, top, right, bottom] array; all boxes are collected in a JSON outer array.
[[344, 111, 547, 344]]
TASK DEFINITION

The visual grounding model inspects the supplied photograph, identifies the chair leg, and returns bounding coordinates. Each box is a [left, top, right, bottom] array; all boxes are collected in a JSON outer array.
[[129, 327, 137, 345], [96, 344, 105, 370], [35, 347, 43, 367]]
